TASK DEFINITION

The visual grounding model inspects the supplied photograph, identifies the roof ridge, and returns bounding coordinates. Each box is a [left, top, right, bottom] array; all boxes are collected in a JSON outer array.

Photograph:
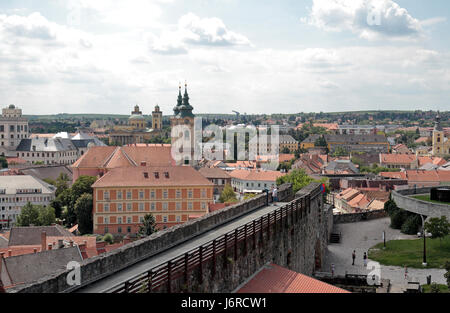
[[120, 147, 138, 167], [102, 146, 121, 168]]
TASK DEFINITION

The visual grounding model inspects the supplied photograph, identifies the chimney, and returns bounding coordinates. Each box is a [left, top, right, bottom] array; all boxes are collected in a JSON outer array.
[[7, 250, 11, 257], [48, 244, 52, 250], [41, 231, 47, 251], [78, 243, 88, 260], [58, 239, 64, 249], [69, 241, 74, 247], [33, 248, 37, 254]]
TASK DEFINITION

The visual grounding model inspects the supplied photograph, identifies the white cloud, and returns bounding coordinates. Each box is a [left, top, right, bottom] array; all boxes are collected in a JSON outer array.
[[151, 12, 251, 54], [302, 0, 423, 40]]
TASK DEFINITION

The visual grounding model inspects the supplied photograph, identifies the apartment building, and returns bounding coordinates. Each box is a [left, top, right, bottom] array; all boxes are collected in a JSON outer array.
[[92, 166, 214, 235], [0, 105, 29, 156], [0, 176, 56, 228]]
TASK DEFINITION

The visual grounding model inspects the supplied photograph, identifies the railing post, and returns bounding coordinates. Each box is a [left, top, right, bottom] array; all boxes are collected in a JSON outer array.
[[212, 240, 216, 278], [260, 216, 264, 245], [167, 261, 172, 293], [244, 224, 248, 256], [199, 246, 203, 285], [234, 229, 238, 261], [224, 233, 228, 267], [252, 220, 256, 250], [184, 252, 189, 289], [125, 281, 130, 293], [267, 213, 270, 241], [147, 270, 153, 293]]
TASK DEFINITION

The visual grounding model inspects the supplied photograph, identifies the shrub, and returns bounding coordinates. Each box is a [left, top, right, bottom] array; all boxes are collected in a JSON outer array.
[[401, 214, 422, 235], [390, 210, 407, 229], [103, 233, 114, 244]]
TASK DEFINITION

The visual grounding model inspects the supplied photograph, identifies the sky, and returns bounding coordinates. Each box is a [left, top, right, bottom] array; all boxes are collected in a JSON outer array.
[[0, 0, 449, 115]]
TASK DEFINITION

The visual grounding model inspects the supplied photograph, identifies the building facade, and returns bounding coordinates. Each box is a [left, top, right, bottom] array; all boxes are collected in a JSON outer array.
[[0, 105, 29, 156], [432, 112, 449, 157], [0, 176, 56, 228], [229, 169, 285, 193], [92, 166, 214, 235]]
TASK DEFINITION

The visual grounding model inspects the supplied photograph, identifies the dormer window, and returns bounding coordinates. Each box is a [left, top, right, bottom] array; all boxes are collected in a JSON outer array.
[[164, 172, 169, 178], [143, 172, 149, 179], [154, 172, 159, 179]]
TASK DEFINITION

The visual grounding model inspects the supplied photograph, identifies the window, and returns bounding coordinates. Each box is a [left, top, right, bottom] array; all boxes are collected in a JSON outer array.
[[188, 190, 193, 198], [117, 191, 122, 200], [127, 217, 131, 224], [150, 190, 156, 199], [163, 216, 168, 223], [117, 203, 123, 211], [176, 190, 181, 198], [188, 202, 193, 210], [201, 202, 206, 210], [118, 226, 122, 233], [126, 191, 132, 199], [104, 217, 109, 224], [163, 202, 168, 210], [139, 203, 144, 211], [176, 202, 181, 210], [151, 202, 156, 211], [118, 217, 122, 224], [104, 191, 110, 200], [176, 215, 181, 222], [201, 189, 206, 198], [139, 191, 144, 199], [104, 203, 110, 212], [163, 190, 168, 199], [127, 226, 131, 233], [127, 203, 132, 211]]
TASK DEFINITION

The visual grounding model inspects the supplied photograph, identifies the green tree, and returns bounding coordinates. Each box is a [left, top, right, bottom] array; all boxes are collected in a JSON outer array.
[[401, 214, 422, 235], [219, 184, 238, 203], [276, 169, 328, 194], [16, 202, 39, 226], [424, 216, 450, 246], [314, 136, 327, 147], [390, 210, 407, 229], [0, 157, 7, 169], [38, 205, 56, 226], [103, 233, 114, 244], [74, 193, 93, 235], [71, 176, 97, 200], [139, 214, 158, 237]]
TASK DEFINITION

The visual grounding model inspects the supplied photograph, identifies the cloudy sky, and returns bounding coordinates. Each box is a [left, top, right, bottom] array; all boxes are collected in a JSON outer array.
[[1, 0, 449, 115]]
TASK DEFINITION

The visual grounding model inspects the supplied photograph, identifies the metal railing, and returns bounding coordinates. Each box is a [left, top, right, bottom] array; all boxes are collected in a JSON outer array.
[[104, 188, 317, 293]]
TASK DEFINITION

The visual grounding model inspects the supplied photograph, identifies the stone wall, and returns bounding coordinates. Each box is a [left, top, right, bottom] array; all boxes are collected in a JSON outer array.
[[8, 184, 293, 293], [333, 210, 387, 224], [392, 186, 450, 219]]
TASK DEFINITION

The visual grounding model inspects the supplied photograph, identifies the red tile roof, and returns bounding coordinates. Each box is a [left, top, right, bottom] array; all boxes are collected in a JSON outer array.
[[237, 263, 349, 293], [229, 169, 285, 182]]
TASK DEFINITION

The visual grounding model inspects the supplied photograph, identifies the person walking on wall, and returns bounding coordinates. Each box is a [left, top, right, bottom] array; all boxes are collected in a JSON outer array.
[[352, 250, 356, 266], [272, 186, 278, 203], [363, 252, 368, 267]]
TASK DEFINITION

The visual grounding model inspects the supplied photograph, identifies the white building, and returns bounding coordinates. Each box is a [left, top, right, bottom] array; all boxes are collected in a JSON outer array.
[[0, 105, 29, 156], [228, 169, 285, 193], [0, 175, 56, 228]]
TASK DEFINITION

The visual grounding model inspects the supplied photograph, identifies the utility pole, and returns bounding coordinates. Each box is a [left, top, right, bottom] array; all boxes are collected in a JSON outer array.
[[421, 215, 427, 266]]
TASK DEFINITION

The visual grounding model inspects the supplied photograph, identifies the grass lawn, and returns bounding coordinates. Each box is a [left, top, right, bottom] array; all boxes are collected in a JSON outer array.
[[411, 194, 450, 205], [369, 235, 450, 269], [422, 284, 450, 293]]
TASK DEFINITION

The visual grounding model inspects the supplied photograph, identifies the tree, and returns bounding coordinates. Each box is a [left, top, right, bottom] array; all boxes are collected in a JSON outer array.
[[103, 233, 114, 244], [424, 216, 450, 246], [281, 147, 291, 154], [74, 193, 93, 235], [16, 203, 55, 226], [219, 184, 238, 203], [277, 169, 328, 194], [139, 214, 158, 237], [0, 157, 7, 169], [16, 202, 39, 226], [314, 136, 327, 147], [38, 206, 56, 226]]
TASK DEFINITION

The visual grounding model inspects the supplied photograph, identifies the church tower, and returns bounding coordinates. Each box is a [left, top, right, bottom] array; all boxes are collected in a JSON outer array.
[[171, 83, 197, 165], [432, 111, 444, 157], [152, 105, 163, 130]]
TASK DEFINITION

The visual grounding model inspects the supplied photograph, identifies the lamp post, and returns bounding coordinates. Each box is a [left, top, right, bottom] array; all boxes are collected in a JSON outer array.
[[421, 215, 427, 267]]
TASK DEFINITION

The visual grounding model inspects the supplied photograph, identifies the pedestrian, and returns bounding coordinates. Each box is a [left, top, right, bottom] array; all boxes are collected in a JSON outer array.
[[363, 252, 367, 267], [272, 186, 278, 203], [404, 266, 408, 280], [331, 263, 335, 277], [352, 250, 356, 266]]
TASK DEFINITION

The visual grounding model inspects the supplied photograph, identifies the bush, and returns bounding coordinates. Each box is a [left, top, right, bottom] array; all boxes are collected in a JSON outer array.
[[390, 210, 407, 229], [103, 233, 114, 244], [401, 214, 422, 235]]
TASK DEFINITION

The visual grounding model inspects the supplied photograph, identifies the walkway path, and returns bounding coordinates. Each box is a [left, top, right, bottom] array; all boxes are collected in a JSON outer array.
[[76, 202, 287, 293], [323, 217, 446, 286]]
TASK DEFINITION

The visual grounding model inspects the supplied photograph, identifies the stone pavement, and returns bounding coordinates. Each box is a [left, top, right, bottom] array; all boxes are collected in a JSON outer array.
[[323, 217, 447, 286]]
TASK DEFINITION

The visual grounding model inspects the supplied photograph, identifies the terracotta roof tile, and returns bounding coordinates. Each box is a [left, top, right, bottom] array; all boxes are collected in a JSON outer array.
[[237, 263, 349, 293], [229, 169, 285, 182]]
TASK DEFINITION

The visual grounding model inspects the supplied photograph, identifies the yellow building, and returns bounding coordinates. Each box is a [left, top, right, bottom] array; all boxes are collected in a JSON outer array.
[[152, 105, 163, 130], [432, 112, 449, 157]]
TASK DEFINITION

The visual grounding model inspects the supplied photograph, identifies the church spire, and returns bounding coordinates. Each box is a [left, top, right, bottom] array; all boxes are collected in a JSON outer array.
[[183, 81, 190, 106], [434, 111, 443, 131]]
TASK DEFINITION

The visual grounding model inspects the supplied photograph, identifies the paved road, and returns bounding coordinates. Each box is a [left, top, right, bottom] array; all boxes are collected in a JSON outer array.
[[323, 217, 447, 287], [76, 202, 287, 293]]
